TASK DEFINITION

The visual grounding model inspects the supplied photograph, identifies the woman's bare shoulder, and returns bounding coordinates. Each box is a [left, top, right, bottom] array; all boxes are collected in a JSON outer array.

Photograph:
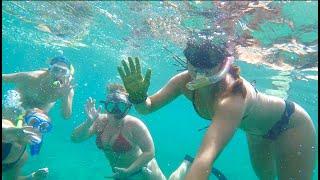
[[124, 115, 149, 131]]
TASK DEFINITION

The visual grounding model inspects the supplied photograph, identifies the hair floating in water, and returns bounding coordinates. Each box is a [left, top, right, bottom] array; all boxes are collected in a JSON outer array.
[[162, 45, 187, 72]]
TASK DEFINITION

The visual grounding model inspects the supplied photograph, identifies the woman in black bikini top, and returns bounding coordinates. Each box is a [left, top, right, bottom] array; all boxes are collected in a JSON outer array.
[[118, 29, 317, 180]]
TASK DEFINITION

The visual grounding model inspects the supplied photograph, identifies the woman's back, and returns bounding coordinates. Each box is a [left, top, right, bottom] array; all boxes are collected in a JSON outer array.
[[240, 78, 287, 135]]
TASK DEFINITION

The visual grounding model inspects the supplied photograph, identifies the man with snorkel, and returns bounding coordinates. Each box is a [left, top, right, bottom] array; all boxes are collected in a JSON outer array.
[[2, 56, 75, 120]]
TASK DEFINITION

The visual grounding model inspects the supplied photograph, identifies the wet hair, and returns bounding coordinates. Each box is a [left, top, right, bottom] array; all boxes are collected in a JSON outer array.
[[222, 65, 247, 99], [184, 29, 247, 98], [106, 83, 128, 95], [184, 29, 229, 69]]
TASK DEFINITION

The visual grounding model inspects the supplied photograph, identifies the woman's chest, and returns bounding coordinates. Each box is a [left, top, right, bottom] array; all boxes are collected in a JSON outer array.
[[98, 126, 132, 149], [192, 91, 220, 120]]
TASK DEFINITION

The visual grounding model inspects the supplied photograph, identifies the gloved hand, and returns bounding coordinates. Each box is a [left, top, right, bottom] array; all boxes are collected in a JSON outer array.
[[117, 57, 151, 104]]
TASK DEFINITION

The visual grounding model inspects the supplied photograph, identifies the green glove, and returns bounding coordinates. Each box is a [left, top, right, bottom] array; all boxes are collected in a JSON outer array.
[[117, 57, 151, 104]]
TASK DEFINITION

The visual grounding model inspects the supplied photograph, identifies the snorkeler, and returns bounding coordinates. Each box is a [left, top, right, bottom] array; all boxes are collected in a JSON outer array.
[[2, 108, 52, 180], [71, 83, 166, 179], [117, 30, 317, 179], [2, 56, 75, 120], [71, 83, 198, 180]]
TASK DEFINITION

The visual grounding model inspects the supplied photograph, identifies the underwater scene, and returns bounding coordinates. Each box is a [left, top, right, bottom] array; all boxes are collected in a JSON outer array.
[[2, 1, 318, 180]]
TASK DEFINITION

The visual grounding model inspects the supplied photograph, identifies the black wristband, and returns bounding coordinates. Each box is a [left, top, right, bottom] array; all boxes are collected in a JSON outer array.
[[128, 94, 147, 104]]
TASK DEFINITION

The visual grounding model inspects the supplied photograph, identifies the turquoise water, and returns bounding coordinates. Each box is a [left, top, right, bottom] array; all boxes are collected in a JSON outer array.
[[2, 1, 318, 180]]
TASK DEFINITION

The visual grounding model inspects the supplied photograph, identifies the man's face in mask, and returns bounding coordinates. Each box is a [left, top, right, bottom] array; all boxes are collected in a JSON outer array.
[[49, 62, 70, 82]]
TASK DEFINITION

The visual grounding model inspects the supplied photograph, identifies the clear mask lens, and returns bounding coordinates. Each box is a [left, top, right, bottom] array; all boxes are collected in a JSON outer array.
[[50, 65, 70, 77], [105, 102, 116, 113], [27, 117, 38, 127], [117, 102, 127, 112], [105, 101, 128, 114], [25, 114, 52, 133], [186, 57, 233, 90], [195, 72, 208, 80], [39, 122, 50, 133]]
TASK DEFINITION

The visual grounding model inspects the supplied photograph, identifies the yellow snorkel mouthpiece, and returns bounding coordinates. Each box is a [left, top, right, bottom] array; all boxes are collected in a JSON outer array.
[[70, 64, 75, 75], [51, 64, 74, 87], [53, 81, 60, 86], [16, 114, 24, 128]]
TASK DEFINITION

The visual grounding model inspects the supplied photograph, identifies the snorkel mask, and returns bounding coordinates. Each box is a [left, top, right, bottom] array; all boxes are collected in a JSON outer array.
[[183, 29, 232, 90], [24, 112, 52, 133], [48, 56, 75, 86], [50, 64, 71, 78], [23, 111, 52, 156], [100, 90, 132, 119], [186, 56, 234, 90]]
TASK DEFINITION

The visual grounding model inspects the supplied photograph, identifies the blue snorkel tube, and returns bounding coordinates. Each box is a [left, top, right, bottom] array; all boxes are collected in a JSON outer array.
[[30, 140, 43, 156], [24, 112, 52, 156]]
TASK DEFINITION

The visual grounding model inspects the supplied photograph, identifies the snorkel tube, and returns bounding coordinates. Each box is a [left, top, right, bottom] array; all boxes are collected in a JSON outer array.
[[16, 113, 43, 156], [186, 56, 234, 91], [24, 111, 52, 156]]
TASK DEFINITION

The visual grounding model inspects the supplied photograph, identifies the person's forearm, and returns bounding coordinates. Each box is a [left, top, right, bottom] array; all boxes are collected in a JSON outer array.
[[127, 151, 154, 174], [18, 173, 34, 180], [62, 91, 74, 119], [71, 119, 92, 143], [185, 156, 213, 180], [4, 169, 34, 180], [2, 73, 28, 83], [62, 103, 72, 119], [2, 74, 14, 83]]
